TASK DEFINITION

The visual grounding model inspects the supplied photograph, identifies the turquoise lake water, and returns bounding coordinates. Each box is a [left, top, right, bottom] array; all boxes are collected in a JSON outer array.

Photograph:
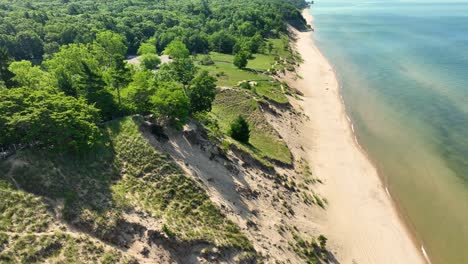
[[309, 1, 468, 263]]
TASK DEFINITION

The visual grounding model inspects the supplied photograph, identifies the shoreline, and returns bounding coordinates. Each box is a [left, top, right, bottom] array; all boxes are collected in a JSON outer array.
[[290, 8, 427, 263]]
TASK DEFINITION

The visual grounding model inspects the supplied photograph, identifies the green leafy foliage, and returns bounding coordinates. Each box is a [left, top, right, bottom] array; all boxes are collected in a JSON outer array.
[[44, 44, 116, 119], [198, 54, 214, 66], [229, 115, 250, 143], [8, 60, 52, 89], [0, 0, 306, 61], [157, 58, 198, 86], [233, 51, 249, 69], [150, 83, 190, 127], [137, 42, 157, 55], [163, 40, 190, 59], [140, 53, 161, 70], [188, 70, 217, 113], [94, 31, 127, 64], [125, 70, 156, 114], [0, 88, 100, 152], [0, 48, 15, 87]]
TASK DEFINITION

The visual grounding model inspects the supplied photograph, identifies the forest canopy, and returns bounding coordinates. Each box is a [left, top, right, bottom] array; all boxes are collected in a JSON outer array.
[[0, 0, 308, 152]]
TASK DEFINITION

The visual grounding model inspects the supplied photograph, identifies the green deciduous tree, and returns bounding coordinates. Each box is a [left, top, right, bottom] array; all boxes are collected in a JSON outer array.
[[209, 31, 236, 54], [137, 42, 157, 55], [150, 82, 189, 128], [238, 21, 256, 37], [15, 31, 44, 60], [45, 44, 117, 119], [140, 54, 161, 70], [0, 47, 16, 87], [0, 88, 101, 152], [126, 70, 156, 114], [8, 60, 53, 90], [157, 58, 197, 88], [95, 30, 127, 58], [163, 40, 190, 59], [188, 70, 216, 113], [94, 31, 127, 68], [233, 51, 249, 69], [229, 116, 250, 143], [45, 43, 99, 96]]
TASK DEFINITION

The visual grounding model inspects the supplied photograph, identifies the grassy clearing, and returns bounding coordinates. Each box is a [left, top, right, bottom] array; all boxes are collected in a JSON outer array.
[[196, 53, 271, 87], [247, 54, 276, 71], [211, 89, 292, 165], [267, 38, 292, 60], [0, 117, 252, 251], [195, 52, 290, 105]]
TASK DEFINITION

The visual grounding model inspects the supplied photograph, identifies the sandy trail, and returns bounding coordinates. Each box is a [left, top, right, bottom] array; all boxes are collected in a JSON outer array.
[[289, 9, 426, 264]]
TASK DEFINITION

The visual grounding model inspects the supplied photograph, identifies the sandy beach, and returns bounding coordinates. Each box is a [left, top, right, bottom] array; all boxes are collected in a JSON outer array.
[[289, 9, 427, 264]]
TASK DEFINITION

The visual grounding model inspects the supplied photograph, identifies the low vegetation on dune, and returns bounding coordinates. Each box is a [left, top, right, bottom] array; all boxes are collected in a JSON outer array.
[[211, 89, 292, 165], [0, 117, 253, 261], [0, 182, 133, 263]]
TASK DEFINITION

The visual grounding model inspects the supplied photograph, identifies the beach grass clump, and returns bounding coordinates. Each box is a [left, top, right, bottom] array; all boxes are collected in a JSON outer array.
[[290, 232, 329, 264], [0, 232, 134, 263], [0, 117, 252, 251], [211, 88, 292, 165], [313, 194, 327, 209], [0, 182, 52, 233]]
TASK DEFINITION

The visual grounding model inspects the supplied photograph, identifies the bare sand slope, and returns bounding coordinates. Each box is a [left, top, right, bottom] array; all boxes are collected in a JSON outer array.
[[289, 9, 426, 264]]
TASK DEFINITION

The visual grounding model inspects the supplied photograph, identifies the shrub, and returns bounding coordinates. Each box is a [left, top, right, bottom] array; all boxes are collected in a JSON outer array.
[[229, 116, 250, 143], [163, 40, 190, 59], [238, 80, 251, 90], [140, 54, 161, 70], [233, 51, 249, 69], [318, 235, 327, 251], [198, 54, 214, 65], [137, 42, 156, 55]]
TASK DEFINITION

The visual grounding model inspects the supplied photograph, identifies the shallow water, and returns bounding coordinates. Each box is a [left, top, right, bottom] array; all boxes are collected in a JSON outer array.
[[309, 1, 468, 263]]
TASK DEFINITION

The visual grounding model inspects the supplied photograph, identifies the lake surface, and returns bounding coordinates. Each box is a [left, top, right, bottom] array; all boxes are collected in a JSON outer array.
[[309, 1, 468, 263]]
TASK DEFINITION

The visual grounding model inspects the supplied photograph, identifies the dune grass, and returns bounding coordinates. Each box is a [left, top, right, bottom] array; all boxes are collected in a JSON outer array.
[[0, 117, 252, 251], [254, 81, 289, 105], [0, 232, 133, 263], [211, 89, 292, 165], [0, 181, 132, 263], [0, 184, 52, 233]]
